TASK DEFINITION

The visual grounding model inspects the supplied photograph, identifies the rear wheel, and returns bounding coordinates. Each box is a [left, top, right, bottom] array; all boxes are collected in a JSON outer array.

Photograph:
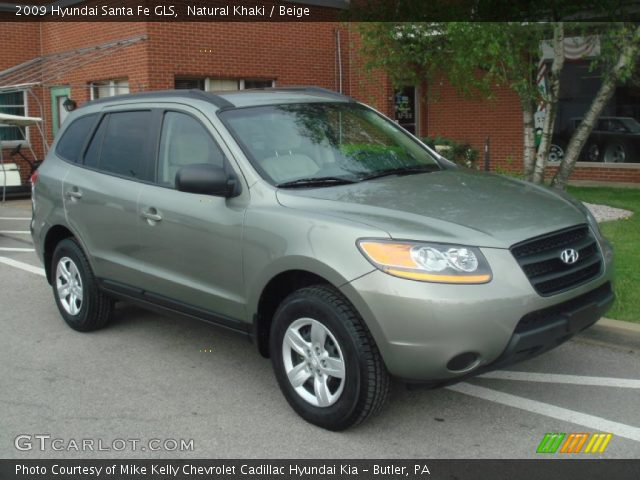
[[603, 142, 630, 163], [52, 238, 113, 332], [270, 285, 389, 430]]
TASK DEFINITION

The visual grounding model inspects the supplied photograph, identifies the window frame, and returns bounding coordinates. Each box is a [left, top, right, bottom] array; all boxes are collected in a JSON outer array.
[[0, 90, 30, 148], [55, 109, 160, 185], [174, 76, 276, 92], [89, 79, 130, 100]]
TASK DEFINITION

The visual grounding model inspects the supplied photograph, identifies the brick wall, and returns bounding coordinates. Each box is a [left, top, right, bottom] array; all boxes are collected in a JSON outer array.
[[423, 78, 640, 183]]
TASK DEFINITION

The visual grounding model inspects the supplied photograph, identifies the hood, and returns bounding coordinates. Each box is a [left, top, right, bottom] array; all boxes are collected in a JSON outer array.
[[275, 169, 588, 248]]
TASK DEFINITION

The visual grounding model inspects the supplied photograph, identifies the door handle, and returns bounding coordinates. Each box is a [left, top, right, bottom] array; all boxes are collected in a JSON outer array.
[[141, 208, 162, 223], [66, 188, 82, 200]]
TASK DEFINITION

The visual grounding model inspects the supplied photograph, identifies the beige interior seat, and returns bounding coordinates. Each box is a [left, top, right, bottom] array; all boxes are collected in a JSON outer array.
[[260, 120, 319, 183]]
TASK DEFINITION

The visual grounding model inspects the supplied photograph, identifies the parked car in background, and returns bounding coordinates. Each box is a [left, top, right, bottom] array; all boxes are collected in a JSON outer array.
[[31, 88, 614, 430], [550, 116, 640, 164]]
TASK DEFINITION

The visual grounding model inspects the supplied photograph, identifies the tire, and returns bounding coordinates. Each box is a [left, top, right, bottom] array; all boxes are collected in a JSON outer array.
[[603, 142, 631, 163], [51, 238, 113, 332], [270, 285, 389, 430]]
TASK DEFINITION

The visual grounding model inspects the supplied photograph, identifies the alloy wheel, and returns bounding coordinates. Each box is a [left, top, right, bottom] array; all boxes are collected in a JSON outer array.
[[55, 256, 84, 315], [282, 317, 346, 407]]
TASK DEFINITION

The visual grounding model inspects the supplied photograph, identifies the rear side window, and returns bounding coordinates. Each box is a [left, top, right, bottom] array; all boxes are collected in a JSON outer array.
[[55, 114, 97, 162], [90, 111, 153, 181], [83, 115, 108, 169]]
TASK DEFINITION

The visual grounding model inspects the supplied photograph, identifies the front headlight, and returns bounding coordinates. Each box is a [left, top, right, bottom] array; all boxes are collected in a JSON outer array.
[[357, 239, 492, 283]]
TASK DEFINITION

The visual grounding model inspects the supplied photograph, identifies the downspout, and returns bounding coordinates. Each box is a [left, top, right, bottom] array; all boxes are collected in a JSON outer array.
[[336, 28, 343, 94]]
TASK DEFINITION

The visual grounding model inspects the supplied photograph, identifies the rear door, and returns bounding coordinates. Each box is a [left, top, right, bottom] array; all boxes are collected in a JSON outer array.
[[63, 109, 157, 285], [136, 107, 248, 322]]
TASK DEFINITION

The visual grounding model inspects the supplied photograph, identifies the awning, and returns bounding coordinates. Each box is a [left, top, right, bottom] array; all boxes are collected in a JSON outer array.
[[0, 35, 147, 90], [0, 113, 42, 127]]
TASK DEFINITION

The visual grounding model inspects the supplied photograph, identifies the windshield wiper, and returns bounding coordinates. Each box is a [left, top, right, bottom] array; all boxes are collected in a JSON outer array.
[[359, 165, 440, 181], [276, 176, 357, 188]]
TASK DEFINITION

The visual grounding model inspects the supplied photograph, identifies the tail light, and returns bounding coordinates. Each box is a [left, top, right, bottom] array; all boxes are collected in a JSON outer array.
[[30, 170, 39, 187]]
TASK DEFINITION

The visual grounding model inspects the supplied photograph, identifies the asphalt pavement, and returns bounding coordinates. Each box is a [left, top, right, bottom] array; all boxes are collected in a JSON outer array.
[[1, 199, 639, 459]]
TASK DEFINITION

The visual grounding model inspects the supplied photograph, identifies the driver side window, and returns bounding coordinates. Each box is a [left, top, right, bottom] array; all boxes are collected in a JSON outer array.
[[157, 111, 225, 187]]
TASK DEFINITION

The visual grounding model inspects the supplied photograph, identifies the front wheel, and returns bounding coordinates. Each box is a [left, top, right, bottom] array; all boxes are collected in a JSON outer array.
[[270, 285, 389, 430], [548, 143, 565, 163]]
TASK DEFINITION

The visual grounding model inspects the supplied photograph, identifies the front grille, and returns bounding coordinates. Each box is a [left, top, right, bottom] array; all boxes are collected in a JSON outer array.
[[511, 225, 603, 296]]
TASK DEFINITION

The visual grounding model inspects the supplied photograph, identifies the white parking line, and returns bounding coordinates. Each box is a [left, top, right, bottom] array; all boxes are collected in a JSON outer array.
[[0, 230, 30, 234], [447, 382, 640, 442], [0, 247, 35, 252], [480, 371, 640, 389], [0, 256, 45, 276], [0, 217, 30, 220]]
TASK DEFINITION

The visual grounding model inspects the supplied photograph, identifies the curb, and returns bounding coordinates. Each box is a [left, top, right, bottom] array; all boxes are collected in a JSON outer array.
[[597, 317, 640, 333], [576, 317, 640, 350]]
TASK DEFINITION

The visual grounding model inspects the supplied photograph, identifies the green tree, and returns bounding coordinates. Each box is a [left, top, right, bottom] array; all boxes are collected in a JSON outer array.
[[357, 21, 640, 189]]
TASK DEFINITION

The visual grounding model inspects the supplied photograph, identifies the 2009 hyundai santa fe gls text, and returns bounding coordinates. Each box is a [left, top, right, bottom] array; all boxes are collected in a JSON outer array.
[[31, 87, 614, 430]]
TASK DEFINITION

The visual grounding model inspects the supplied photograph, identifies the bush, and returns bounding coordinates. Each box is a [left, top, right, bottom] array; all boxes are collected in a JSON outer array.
[[422, 136, 479, 168]]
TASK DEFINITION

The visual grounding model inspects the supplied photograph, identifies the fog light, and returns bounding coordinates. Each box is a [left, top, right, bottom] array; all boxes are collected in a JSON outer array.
[[446, 352, 480, 372]]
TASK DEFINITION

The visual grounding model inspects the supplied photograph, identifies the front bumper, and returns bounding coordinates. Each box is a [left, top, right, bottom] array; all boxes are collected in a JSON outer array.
[[340, 244, 614, 382]]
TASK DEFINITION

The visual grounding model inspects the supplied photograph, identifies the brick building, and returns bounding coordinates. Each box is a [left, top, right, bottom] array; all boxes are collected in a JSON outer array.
[[1, 9, 639, 185], [0, 10, 395, 185]]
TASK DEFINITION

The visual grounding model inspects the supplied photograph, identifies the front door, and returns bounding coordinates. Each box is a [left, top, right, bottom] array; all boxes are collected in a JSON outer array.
[[394, 86, 418, 134], [136, 108, 247, 322], [50, 87, 71, 136]]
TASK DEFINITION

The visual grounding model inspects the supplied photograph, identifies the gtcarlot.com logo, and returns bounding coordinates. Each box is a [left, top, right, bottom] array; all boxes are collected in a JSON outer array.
[[537, 432, 613, 454], [15, 434, 194, 452]]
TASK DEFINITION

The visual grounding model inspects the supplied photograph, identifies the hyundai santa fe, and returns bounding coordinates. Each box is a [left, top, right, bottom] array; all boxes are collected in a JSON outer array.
[[31, 87, 614, 430]]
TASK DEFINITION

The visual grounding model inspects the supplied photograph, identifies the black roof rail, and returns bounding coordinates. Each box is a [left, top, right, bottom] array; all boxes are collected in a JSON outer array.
[[84, 89, 234, 109]]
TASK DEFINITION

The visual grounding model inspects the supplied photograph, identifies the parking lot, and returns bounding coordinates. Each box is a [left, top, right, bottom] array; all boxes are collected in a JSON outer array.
[[1, 199, 639, 459]]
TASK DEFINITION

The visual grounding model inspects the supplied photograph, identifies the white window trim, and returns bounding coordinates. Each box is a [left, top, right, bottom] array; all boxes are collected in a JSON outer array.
[[0, 90, 30, 148], [89, 79, 130, 100], [239, 79, 276, 89], [202, 78, 275, 92]]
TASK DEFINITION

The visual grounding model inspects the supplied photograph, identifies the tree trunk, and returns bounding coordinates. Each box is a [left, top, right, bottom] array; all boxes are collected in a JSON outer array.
[[532, 22, 564, 184], [522, 99, 536, 181], [552, 25, 640, 189]]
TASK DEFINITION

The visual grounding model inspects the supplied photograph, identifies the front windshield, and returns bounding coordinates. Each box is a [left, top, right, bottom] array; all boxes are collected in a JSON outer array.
[[220, 103, 441, 186]]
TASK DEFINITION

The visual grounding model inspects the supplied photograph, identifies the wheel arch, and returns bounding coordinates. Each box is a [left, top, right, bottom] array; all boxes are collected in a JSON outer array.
[[251, 262, 353, 358]]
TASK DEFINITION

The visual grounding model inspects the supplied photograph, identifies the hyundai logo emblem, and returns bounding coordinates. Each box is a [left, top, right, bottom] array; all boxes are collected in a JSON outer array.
[[560, 248, 579, 265]]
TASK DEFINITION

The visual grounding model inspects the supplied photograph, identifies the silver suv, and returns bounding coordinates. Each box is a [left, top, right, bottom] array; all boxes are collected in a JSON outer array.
[[31, 88, 614, 430]]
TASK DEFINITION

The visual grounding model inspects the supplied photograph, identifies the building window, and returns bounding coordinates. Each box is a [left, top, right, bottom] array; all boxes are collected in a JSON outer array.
[[174, 77, 275, 91], [241, 79, 275, 90], [175, 78, 205, 90], [0, 90, 28, 145], [89, 79, 130, 100]]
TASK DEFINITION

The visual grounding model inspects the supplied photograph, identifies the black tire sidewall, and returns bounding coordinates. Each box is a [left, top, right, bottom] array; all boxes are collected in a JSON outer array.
[[51, 239, 93, 330], [270, 293, 364, 430]]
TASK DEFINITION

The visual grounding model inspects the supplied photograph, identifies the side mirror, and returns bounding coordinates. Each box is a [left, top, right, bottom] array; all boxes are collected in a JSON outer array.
[[175, 164, 238, 197]]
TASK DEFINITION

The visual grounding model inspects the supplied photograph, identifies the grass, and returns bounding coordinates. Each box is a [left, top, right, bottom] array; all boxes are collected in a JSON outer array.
[[567, 186, 640, 323]]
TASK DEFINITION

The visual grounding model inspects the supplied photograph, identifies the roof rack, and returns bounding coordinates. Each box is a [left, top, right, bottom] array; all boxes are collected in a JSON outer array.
[[85, 89, 233, 109], [241, 86, 354, 102]]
